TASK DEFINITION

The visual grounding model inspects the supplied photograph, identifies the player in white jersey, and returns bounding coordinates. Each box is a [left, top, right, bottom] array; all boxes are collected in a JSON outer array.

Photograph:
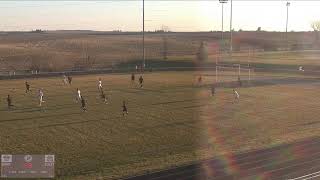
[[233, 89, 239, 100], [100, 91, 108, 104], [63, 75, 68, 85], [39, 89, 45, 106], [98, 78, 103, 91], [299, 66, 305, 72], [76, 88, 82, 101]]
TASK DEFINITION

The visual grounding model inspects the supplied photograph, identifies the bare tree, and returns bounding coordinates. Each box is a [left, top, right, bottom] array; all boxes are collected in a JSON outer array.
[[74, 41, 96, 70], [161, 25, 170, 33], [257, 27, 262, 32], [311, 21, 320, 31], [196, 41, 208, 62], [160, 25, 170, 60], [162, 36, 168, 60], [85, 55, 96, 69], [29, 58, 40, 72], [311, 21, 320, 44]]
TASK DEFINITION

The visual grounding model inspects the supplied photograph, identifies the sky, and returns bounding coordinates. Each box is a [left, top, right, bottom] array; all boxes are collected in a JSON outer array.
[[0, 1, 319, 32]]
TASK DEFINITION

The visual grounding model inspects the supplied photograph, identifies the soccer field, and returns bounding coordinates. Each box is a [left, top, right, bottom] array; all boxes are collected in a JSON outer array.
[[1, 70, 320, 179]]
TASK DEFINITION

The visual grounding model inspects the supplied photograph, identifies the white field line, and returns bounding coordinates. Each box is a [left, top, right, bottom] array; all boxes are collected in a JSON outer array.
[[304, 173, 320, 180]]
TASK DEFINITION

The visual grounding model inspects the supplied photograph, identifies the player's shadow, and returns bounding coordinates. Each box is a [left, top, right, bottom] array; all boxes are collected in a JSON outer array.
[[150, 98, 200, 106], [292, 120, 320, 127], [170, 103, 208, 110], [0, 112, 81, 123]]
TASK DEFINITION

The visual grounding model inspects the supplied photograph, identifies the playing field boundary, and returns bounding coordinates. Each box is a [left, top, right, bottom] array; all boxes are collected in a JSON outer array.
[[0, 64, 314, 81]]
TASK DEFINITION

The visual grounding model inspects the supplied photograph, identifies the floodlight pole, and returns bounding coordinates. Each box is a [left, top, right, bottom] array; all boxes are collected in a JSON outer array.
[[217, 0, 227, 83], [230, 0, 233, 54], [286, 2, 290, 51], [143, 0, 145, 69], [248, 48, 251, 81], [216, 54, 218, 82], [219, 0, 227, 62], [221, 2, 224, 47]]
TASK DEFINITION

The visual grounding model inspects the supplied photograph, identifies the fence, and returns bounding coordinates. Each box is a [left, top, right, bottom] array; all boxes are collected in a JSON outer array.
[[0, 63, 314, 80]]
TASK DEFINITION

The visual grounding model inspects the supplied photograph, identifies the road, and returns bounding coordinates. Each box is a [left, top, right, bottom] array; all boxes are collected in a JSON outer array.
[[123, 136, 320, 180]]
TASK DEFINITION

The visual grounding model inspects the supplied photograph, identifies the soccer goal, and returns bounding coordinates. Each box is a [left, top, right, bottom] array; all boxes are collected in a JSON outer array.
[[215, 63, 254, 83]]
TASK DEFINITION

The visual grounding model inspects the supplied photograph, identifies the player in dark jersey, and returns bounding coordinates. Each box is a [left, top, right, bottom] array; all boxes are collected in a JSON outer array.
[[131, 73, 135, 84], [211, 85, 215, 97], [139, 75, 144, 88], [25, 81, 31, 93], [67, 76, 72, 85], [122, 100, 128, 116], [7, 94, 13, 109], [198, 75, 202, 85], [100, 91, 108, 104], [81, 96, 86, 111]]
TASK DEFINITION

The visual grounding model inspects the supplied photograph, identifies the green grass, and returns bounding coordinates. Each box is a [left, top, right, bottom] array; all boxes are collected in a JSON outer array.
[[1, 71, 320, 179]]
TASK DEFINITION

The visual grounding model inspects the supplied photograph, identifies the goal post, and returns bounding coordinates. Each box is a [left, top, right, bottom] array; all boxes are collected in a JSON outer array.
[[215, 64, 253, 83]]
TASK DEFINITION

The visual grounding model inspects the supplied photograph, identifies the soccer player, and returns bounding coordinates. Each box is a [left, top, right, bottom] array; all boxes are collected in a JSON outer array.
[[81, 96, 87, 111], [198, 75, 202, 85], [76, 88, 82, 102], [7, 94, 13, 109], [131, 73, 135, 84], [67, 76, 72, 85], [25, 81, 31, 93], [63, 75, 68, 85], [238, 76, 242, 87], [100, 91, 108, 104], [39, 89, 45, 106], [233, 89, 240, 100], [122, 100, 128, 116], [211, 85, 215, 97], [98, 78, 103, 91], [139, 75, 144, 88], [299, 66, 305, 72]]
